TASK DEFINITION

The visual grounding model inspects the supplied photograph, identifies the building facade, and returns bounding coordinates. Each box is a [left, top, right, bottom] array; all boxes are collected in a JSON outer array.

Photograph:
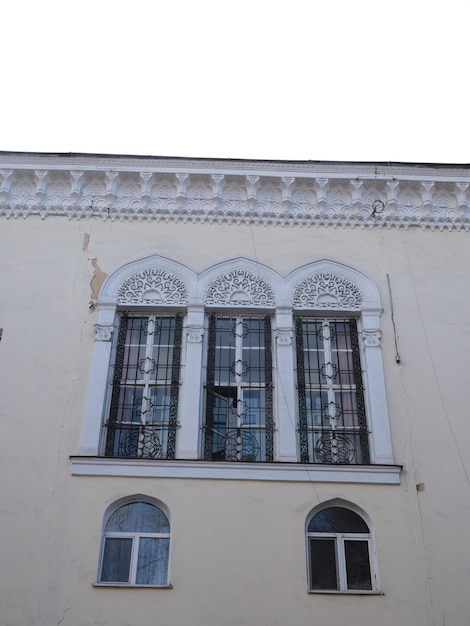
[[1, 152, 470, 625]]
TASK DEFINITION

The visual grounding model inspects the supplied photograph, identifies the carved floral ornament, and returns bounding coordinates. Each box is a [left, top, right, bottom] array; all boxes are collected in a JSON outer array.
[[292, 273, 363, 310], [117, 268, 189, 305], [205, 269, 276, 307], [1, 164, 470, 230]]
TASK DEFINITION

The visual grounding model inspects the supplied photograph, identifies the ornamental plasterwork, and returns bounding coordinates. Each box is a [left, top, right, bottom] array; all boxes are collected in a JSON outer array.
[[187, 327, 204, 343], [117, 268, 189, 305], [276, 330, 293, 346], [362, 329, 382, 347], [1, 161, 470, 230], [205, 269, 276, 307], [95, 324, 114, 341], [293, 273, 363, 310]]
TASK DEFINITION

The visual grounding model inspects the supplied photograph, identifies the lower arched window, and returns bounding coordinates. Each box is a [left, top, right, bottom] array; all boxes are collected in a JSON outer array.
[[99, 500, 170, 586], [306, 505, 376, 592]]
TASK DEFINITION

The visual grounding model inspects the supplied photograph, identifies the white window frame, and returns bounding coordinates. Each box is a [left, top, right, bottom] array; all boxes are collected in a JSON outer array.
[[96, 496, 172, 588], [306, 499, 381, 594]]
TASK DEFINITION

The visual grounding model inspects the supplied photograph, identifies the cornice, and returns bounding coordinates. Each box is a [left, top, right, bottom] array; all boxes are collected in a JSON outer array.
[[1, 156, 469, 230], [70, 456, 402, 484]]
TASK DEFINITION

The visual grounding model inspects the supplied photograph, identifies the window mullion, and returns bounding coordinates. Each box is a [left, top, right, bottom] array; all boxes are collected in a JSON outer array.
[[129, 535, 139, 585], [235, 317, 243, 430], [323, 320, 336, 427], [337, 535, 347, 591], [136, 317, 155, 458]]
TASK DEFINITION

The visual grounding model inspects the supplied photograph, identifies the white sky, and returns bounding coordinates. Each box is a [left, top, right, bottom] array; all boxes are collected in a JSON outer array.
[[2, 0, 469, 164]]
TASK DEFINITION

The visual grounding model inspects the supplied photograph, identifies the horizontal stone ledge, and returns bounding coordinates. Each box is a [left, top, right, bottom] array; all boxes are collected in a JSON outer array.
[[70, 456, 402, 484]]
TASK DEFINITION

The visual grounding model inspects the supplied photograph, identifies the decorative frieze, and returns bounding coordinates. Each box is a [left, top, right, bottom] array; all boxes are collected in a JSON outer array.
[[117, 268, 189, 305], [1, 158, 470, 230], [293, 273, 362, 310], [205, 269, 276, 307]]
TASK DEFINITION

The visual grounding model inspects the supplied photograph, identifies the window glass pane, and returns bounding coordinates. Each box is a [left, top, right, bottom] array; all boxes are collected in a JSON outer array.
[[305, 356, 326, 386], [106, 503, 170, 533], [242, 319, 262, 345], [123, 345, 146, 380], [345, 540, 372, 590], [147, 387, 171, 423], [308, 507, 369, 533], [334, 391, 357, 427], [153, 317, 175, 347], [242, 390, 265, 426], [330, 321, 351, 350], [303, 321, 323, 349], [136, 538, 170, 585], [242, 348, 265, 383], [309, 538, 338, 590], [214, 347, 235, 383], [151, 346, 174, 381], [211, 388, 236, 428], [331, 350, 354, 385], [116, 387, 143, 423], [126, 317, 148, 346], [305, 391, 328, 427], [100, 537, 132, 582]]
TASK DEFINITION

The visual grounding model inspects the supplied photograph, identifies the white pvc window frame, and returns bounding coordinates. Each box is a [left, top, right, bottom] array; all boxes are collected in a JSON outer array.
[[305, 500, 381, 595], [96, 496, 172, 588]]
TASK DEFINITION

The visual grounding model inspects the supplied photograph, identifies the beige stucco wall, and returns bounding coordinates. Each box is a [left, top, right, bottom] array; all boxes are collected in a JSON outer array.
[[1, 216, 470, 625]]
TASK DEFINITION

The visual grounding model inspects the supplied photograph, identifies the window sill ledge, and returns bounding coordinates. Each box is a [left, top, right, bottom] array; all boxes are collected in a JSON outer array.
[[92, 582, 173, 589], [71, 457, 401, 484], [308, 589, 384, 595]]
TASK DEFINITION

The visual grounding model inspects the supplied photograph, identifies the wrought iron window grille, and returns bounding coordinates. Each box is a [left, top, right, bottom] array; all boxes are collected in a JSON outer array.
[[104, 313, 183, 459], [296, 318, 369, 465], [204, 314, 274, 462]]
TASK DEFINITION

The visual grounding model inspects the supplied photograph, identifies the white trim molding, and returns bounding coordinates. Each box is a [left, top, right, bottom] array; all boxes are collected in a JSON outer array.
[[71, 457, 401, 484], [1, 153, 470, 230]]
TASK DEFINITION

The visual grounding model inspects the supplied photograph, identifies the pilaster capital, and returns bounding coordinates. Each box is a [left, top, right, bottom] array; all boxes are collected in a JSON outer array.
[[95, 324, 114, 341], [276, 329, 293, 346], [362, 329, 381, 347], [187, 326, 204, 343]]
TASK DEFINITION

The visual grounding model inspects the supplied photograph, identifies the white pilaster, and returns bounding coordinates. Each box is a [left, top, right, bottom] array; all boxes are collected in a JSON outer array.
[[361, 311, 394, 464], [274, 307, 298, 462], [177, 305, 205, 459], [79, 303, 116, 455]]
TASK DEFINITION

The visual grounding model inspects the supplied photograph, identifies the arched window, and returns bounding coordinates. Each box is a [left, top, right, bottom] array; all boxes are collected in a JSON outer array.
[[99, 499, 170, 586], [75, 255, 398, 484], [306, 504, 377, 592]]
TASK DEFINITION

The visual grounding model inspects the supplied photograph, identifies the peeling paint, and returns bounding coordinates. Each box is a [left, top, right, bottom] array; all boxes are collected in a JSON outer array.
[[82, 232, 90, 252], [90, 259, 108, 300]]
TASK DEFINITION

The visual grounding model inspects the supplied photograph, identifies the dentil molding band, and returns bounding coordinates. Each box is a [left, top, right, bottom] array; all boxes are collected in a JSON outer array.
[[0, 154, 469, 230]]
